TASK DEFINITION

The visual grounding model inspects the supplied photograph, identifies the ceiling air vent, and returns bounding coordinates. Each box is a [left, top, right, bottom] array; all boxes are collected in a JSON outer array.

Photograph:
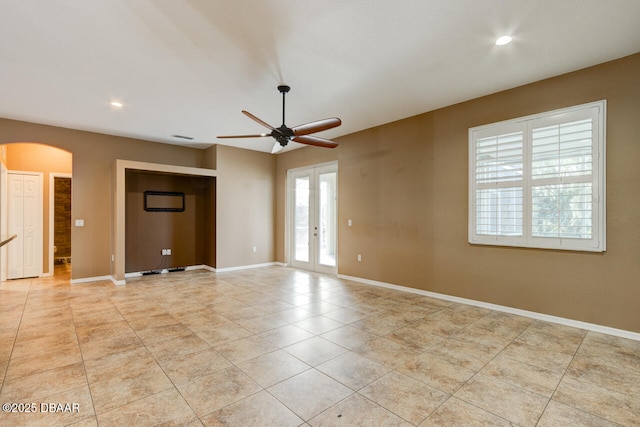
[[171, 134, 194, 140]]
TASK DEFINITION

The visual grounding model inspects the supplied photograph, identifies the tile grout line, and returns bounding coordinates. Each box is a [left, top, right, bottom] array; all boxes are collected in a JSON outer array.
[[69, 289, 101, 426], [112, 283, 211, 425], [4, 267, 637, 425], [426, 312, 538, 426], [539, 330, 588, 424], [0, 278, 33, 396]]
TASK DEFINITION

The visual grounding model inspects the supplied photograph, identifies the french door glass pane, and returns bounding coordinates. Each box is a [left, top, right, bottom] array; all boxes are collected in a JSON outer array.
[[294, 176, 310, 262], [318, 172, 336, 267]]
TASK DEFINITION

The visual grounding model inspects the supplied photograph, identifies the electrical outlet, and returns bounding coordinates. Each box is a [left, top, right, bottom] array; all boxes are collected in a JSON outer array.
[[252, 246, 257, 253], [357, 254, 362, 262], [161, 249, 167, 256], [166, 249, 171, 255]]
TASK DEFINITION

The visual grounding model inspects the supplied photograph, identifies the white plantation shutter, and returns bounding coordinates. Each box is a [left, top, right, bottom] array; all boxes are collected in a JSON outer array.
[[475, 131, 524, 184], [531, 119, 593, 180], [474, 130, 524, 238], [469, 100, 605, 252], [530, 117, 595, 241]]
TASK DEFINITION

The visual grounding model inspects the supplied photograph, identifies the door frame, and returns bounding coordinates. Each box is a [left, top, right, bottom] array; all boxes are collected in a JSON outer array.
[[286, 161, 338, 274], [0, 162, 7, 281], [48, 173, 72, 277]]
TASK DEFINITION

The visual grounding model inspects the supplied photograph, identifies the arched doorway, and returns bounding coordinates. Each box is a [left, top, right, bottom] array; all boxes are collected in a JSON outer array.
[[0, 142, 72, 280]]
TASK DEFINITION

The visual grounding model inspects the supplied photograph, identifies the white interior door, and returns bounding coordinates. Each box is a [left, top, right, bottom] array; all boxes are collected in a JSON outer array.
[[8, 174, 24, 278], [0, 163, 7, 281], [8, 172, 43, 279], [289, 163, 337, 274]]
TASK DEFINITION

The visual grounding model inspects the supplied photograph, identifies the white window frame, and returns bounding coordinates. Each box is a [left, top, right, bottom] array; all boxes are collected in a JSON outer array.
[[469, 100, 606, 252]]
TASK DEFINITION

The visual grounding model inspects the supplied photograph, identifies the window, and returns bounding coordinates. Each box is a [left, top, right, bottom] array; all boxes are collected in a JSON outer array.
[[469, 100, 606, 252]]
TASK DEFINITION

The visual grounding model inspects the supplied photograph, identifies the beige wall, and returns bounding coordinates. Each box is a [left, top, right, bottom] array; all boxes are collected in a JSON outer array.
[[4, 143, 72, 275], [0, 122, 207, 279], [1, 53, 638, 332], [0, 125, 276, 278], [277, 53, 640, 333], [216, 145, 276, 268]]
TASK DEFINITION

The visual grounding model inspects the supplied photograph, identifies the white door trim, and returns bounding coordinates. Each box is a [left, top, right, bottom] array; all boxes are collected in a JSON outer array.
[[286, 161, 338, 274], [0, 162, 7, 281]]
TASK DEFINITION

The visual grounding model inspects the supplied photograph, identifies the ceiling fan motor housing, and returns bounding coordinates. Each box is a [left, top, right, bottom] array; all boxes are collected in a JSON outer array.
[[274, 125, 294, 146]]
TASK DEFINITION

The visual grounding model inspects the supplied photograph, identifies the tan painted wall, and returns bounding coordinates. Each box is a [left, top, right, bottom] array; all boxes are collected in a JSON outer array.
[[216, 145, 276, 268], [0, 128, 270, 278], [276, 53, 640, 332], [4, 143, 72, 275], [1, 53, 638, 332], [0, 122, 207, 279]]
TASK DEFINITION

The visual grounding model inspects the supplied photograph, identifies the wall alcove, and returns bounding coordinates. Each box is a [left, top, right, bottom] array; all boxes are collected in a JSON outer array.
[[113, 160, 216, 283], [125, 170, 215, 273]]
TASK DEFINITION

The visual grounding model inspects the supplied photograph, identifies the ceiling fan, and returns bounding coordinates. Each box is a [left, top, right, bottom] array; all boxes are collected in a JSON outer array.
[[217, 85, 341, 154]]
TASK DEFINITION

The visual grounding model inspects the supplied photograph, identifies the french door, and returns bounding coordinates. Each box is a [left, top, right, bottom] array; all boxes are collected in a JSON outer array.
[[288, 163, 337, 274]]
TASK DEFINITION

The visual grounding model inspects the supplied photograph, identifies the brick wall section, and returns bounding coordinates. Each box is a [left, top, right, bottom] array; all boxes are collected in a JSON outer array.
[[54, 177, 71, 259]]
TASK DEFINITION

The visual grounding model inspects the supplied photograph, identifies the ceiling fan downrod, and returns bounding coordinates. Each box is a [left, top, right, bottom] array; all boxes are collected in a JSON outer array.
[[274, 85, 293, 145], [278, 85, 290, 128]]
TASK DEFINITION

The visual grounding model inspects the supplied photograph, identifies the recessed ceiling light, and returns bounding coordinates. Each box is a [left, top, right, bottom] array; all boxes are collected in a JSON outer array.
[[495, 35, 512, 46], [110, 101, 123, 108]]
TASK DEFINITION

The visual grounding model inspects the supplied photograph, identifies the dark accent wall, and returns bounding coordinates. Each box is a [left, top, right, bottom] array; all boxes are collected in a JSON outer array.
[[125, 170, 215, 273]]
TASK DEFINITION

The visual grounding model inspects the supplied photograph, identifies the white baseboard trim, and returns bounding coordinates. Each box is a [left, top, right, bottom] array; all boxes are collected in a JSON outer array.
[[187, 264, 214, 272], [73, 263, 283, 286], [110, 276, 126, 286], [70, 275, 115, 285], [124, 262, 281, 276], [338, 274, 640, 342], [124, 265, 213, 279], [213, 262, 280, 273]]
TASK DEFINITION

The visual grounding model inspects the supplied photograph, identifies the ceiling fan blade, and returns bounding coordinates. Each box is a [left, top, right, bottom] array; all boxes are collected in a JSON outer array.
[[217, 134, 270, 139], [242, 110, 276, 130], [271, 141, 284, 154], [292, 117, 342, 136], [293, 135, 339, 149]]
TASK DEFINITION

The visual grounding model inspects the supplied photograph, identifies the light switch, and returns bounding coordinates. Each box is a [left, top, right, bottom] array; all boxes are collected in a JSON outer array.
[[75, 219, 85, 227], [348, 219, 352, 227]]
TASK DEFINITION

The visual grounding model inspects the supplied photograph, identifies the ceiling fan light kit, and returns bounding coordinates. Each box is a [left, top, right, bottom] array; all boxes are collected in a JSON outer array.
[[217, 85, 341, 153]]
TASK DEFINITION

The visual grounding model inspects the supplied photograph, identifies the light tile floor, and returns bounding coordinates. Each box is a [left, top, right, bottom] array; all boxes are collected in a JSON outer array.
[[1, 265, 639, 426]]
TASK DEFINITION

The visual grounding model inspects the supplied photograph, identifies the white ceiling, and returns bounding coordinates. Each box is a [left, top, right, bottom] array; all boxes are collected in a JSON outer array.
[[1, 1, 640, 153]]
